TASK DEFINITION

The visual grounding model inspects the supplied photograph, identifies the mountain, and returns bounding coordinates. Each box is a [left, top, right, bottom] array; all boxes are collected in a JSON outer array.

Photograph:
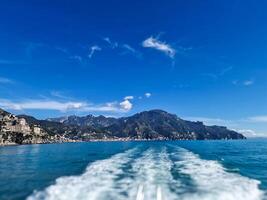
[[47, 115, 117, 128], [0, 108, 245, 145], [49, 109, 245, 140]]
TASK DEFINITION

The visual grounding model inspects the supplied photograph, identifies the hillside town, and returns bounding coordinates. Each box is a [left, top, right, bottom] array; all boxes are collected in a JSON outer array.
[[0, 109, 47, 145]]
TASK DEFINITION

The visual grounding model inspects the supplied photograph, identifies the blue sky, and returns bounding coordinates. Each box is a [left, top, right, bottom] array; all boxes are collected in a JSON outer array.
[[1, 0, 267, 136]]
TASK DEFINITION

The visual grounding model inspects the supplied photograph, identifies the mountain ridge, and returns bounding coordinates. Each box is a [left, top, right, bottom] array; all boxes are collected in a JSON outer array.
[[44, 109, 246, 140], [0, 108, 245, 145]]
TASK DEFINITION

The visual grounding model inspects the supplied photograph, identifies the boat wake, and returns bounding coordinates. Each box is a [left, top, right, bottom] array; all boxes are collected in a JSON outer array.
[[27, 146, 264, 200], [170, 147, 264, 200]]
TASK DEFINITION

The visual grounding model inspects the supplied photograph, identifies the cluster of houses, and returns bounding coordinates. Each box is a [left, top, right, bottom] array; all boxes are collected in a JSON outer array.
[[0, 112, 43, 136], [0, 109, 80, 145]]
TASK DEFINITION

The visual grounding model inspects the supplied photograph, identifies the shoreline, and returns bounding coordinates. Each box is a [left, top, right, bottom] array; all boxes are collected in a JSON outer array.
[[0, 137, 247, 147]]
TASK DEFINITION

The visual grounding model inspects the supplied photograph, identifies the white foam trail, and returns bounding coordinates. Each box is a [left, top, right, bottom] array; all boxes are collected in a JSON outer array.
[[126, 148, 181, 200], [172, 148, 264, 200], [27, 145, 265, 200], [28, 147, 179, 200], [136, 185, 144, 200], [27, 148, 137, 200], [157, 186, 162, 200]]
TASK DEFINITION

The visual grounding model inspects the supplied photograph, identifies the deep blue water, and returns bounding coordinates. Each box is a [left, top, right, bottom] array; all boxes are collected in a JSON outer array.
[[0, 139, 267, 200]]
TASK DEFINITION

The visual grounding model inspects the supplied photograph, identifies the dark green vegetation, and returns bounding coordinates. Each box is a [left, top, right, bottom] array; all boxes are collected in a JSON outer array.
[[48, 109, 245, 140], [0, 109, 245, 145]]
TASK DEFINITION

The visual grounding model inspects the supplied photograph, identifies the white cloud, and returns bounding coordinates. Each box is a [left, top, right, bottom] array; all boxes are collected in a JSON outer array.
[[0, 77, 14, 84], [145, 93, 151, 98], [247, 116, 267, 123], [0, 99, 87, 112], [142, 36, 175, 58], [0, 97, 133, 113], [119, 99, 133, 111], [88, 45, 101, 58], [124, 96, 134, 100]]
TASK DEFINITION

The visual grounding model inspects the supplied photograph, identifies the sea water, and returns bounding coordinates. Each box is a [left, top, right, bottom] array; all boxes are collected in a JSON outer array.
[[0, 139, 267, 200]]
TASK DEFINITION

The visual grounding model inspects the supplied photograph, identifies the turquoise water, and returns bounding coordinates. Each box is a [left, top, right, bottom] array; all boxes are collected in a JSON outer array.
[[0, 139, 267, 200]]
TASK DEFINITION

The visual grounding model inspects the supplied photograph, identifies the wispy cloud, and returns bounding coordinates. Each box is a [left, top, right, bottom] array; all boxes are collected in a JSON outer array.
[[124, 96, 134, 100], [121, 44, 142, 58], [0, 77, 14, 84], [201, 73, 218, 80], [142, 36, 176, 58], [247, 116, 267, 123], [122, 44, 136, 53], [88, 45, 102, 58], [55, 46, 69, 54], [0, 96, 133, 113], [0, 59, 26, 65], [103, 37, 141, 58], [234, 129, 267, 138], [0, 99, 85, 111], [70, 55, 83, 63], [103, 37, 118, 49], [232, 79, 254, 86], [50, 91, 70, 100], [202, 66, 233, 80], [243, 80, 254, 86], [220, 66, 233, 76], [184, 117, 230, 125]]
